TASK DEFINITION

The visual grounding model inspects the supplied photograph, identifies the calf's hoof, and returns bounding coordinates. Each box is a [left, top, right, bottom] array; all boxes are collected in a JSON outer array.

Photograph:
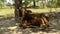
[[22, 24, 30, 29]]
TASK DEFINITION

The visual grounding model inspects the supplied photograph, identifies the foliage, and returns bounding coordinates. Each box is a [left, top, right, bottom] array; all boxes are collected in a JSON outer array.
[[6, 2, 12, 6], [22, 0, 40, 7], [57, 0, 60, 7], [0, 0, 6, 8], [47, 0, 57, 8]]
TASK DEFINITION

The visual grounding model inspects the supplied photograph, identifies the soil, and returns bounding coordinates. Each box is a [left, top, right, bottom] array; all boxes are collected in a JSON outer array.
[[0, 12, 60, 34]]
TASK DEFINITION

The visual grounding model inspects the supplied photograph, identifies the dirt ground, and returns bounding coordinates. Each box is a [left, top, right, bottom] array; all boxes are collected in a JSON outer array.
[[0, 12, 60, 34]]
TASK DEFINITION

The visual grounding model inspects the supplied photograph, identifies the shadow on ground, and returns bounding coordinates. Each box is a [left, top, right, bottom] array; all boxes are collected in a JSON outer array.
[[0, 12, 60, 34]]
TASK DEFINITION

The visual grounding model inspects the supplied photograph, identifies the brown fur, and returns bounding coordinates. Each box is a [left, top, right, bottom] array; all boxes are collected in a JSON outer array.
[[18, 7, 49, 29], [22, 13, 49, 28]]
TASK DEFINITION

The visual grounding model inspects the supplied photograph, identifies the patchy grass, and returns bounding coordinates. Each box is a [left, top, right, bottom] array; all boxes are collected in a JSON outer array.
[[28, 8, 60, 14], [0, 8, 14, 17], [0, 8, 60, 17]]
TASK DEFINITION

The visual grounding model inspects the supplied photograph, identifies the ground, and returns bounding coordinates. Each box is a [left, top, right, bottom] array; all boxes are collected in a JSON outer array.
[[0, 8, 60, 34]]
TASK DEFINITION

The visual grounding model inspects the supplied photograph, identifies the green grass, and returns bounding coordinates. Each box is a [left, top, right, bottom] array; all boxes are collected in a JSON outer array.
[[27, 8, 60, 14], [0, 8, 14, 17], [0, 8, 60, 17]]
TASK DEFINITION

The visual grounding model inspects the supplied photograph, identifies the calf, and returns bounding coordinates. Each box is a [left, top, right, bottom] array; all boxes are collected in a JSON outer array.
[[30, 14, 42, 26], [22, 10, 32, 28], [18, 7, 49, 29], [23, 14, 47, 27], [22, 13, 49, 29], [18, 7, 26, 27], [39, 14, 49, 28]]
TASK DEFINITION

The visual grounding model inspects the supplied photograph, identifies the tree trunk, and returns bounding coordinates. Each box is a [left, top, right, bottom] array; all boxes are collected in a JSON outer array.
[[55, 0, 57, 11], [15, 0, 22, 22], [42, 0, 44, 8], [33, 0, 36, 7], [25, 0, 27, 9]]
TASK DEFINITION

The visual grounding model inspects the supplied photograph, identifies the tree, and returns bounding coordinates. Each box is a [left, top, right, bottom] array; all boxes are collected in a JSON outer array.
[[47, 0, 58, 12], [33, 0, 36, 7], [15, 0, 22, 22], [41, 0, 45, 8], [25, 0, 39, 8], [25, 0, 28, 9], [33, 0, 39, 8], [57, 0, 60, 7], [0, 0, 6, 8], [0, 0, 3, 8]]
